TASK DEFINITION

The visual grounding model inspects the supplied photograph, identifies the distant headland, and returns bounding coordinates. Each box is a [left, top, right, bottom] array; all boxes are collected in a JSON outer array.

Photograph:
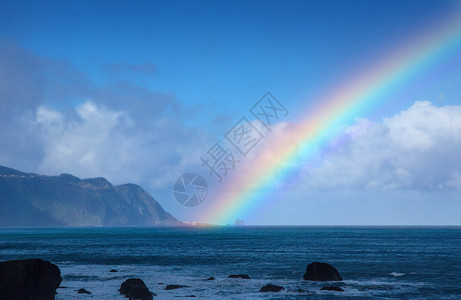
[[0, 165, 182, 227]]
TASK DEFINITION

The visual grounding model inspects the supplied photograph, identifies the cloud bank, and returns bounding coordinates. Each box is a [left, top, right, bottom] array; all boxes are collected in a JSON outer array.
[[294, 101, 461, 191], [34, 101, 209, 189], [0, 42, 212, 192]]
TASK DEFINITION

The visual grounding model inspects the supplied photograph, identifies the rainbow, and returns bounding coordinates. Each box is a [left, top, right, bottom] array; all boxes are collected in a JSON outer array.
[[202, 10, 461, 225]]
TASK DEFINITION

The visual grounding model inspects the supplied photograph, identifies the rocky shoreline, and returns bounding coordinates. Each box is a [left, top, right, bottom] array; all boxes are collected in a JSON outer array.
[[0, 259, 345, 299]]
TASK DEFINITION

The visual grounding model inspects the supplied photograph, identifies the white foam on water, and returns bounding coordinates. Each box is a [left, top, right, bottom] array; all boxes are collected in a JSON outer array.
[[56, 263, 433, 299]]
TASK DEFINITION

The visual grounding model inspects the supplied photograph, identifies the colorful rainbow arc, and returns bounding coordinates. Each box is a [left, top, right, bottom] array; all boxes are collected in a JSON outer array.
[[203, 11, 461, 225]]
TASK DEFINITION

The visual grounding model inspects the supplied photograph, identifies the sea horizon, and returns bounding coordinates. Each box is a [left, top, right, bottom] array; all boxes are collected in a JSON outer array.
[[1, 224, 461, 229], [1, 226, 460, 299]]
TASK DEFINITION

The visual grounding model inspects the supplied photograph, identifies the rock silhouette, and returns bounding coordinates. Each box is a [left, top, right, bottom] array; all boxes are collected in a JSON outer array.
[[119, 278, 153, 300], [0, 259, 62, 300], [228, 274, 250, 279], [165, 285, 189, 290], [77, 288, 92, 294], [259, 284, 285, 292], [303, 262, 343, 281]]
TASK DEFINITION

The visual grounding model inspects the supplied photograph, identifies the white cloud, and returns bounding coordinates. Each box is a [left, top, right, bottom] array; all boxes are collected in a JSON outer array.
[[34, 101, 211, 189], [30, 100, 461, 196], [298, 101, 461, 191]]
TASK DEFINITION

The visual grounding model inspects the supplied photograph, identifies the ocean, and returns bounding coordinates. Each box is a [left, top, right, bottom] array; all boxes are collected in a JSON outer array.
[[0, 227, 460, 299]]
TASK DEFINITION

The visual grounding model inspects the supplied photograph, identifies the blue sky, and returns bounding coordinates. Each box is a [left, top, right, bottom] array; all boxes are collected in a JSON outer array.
[[2, 0, 458, 116], [1, 0, 461, 224]]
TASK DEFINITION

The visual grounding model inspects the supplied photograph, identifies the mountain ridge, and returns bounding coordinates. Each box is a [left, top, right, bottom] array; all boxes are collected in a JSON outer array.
[[0, 165, 182, 227]]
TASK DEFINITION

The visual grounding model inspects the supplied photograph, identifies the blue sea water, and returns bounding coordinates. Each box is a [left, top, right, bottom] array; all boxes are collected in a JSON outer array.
[[0, 227, 460, 299]]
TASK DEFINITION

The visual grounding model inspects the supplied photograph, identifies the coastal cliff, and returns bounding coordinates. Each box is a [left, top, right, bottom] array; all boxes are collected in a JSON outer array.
[[0, 166, 181, 227]]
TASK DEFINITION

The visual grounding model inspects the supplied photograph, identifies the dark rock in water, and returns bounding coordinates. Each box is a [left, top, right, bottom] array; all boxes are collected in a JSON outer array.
[[259, 284, 285, 292], [303, 262, 343, 281], [320, 286, 344, 292], [206, 277, 215, 281], [77, 288, 92, 294], [0, 258, 62, 300], [110, 269, 118, 273], [228, 274, 251, 279], [165, 284, 189, 290], [119, 278, 153, 300], [296, 288, 306, 293]]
